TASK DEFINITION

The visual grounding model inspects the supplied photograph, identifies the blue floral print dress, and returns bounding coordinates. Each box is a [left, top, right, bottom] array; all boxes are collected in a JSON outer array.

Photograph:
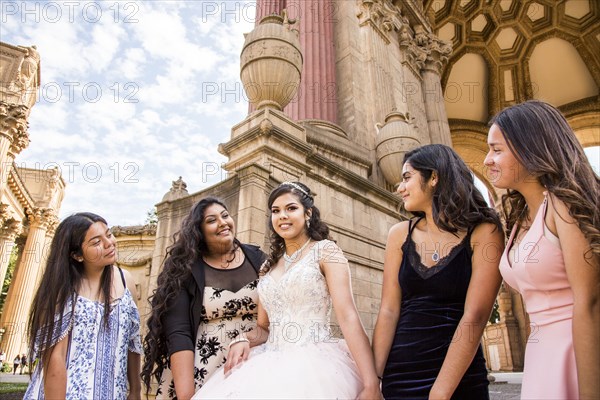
[[24, 269, 142, 400]]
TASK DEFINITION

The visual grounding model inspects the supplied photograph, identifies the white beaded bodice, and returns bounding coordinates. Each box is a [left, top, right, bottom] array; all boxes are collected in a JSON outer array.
[[258, 240, 344, 349]]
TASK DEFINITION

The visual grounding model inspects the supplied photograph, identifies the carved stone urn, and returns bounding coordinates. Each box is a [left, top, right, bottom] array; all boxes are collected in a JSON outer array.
[[240, 11, 303, 111], [375, 110, 421, 186]]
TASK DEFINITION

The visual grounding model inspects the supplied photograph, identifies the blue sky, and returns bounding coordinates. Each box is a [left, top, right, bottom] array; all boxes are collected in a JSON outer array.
[[2, 1, 598, 225], [2, 1, 255, 225]]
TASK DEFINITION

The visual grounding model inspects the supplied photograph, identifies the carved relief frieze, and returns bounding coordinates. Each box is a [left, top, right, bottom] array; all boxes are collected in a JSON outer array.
[[0, 44, 40, 109], [357, 0, 409, 44], [0, 101, 30, 154]]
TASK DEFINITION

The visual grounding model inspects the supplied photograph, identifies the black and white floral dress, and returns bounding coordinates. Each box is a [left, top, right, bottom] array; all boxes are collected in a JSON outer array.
[[157, 259, 259, 399]]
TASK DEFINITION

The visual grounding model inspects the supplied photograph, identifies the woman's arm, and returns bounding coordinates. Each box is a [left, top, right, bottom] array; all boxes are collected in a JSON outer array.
[[429, 223, 503, 400], [549, 197, 600, 399], [372, 222, 408, 376], [127, 351, 141, 400], [43, 336, 69, 399], [122, 269, 142, 400], [322, 243, 382, 400], [224, 301, 270, 374], [162, 286, 195, 400]]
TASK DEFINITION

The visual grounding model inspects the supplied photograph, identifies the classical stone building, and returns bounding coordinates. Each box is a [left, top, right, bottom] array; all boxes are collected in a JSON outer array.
[[119, 0, 599, 374], [0, 42, 65, 358]]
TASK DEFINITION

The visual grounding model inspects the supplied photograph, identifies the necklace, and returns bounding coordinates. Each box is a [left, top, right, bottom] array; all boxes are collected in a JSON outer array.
[[425, 224, 440, 263], [203, 248, 237, 269], [283, 238, 312, 271]]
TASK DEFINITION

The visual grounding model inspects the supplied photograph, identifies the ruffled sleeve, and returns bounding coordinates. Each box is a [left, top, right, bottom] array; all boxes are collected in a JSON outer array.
[[317, 239, 349, 266], [127, 297, 143, 354], [32, 296, 75, 359]]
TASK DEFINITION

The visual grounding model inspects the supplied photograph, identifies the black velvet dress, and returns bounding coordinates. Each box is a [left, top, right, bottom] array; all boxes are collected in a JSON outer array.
[[382, 218, 489, 399]]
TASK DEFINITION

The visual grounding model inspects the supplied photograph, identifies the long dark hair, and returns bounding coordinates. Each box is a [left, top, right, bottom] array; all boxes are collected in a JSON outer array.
[[403, 144, 501, 233], [141, 197, 239, 392], [490, 100, 599, 257], [262, 182, 331, 274], [27, 212, 113, 366]]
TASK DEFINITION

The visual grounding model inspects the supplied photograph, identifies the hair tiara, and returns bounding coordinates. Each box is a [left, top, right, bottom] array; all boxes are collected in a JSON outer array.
[[280, 181, 310, 197]]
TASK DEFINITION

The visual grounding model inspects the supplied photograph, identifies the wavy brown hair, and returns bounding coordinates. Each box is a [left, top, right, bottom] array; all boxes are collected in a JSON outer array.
[[27, 213, 113, 368], [262, 182, 331, 274], [403, 144, 502, 234], [490, 100, 599, 258], [141, 197, 239, 393]]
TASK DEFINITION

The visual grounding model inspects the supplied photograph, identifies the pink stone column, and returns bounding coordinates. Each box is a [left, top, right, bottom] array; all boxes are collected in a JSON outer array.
[[285, 0, 338, 123], [255, 0, 286, 23], [251, 0, 338, 124]]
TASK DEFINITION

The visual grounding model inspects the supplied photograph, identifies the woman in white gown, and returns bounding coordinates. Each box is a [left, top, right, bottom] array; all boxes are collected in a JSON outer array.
[[194, 181, 381, 400]]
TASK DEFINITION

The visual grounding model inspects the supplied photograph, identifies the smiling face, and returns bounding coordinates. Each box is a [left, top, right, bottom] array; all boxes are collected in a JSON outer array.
[[396, 162, 433, 213], [78, 221, 117, 269], [201, 203, 235, 254], [270, 192, 311, 243], [484, 123, 531, 190]]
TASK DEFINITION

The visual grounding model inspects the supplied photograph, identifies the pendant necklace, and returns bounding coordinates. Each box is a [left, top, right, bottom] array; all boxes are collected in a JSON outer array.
[[425, 225, 440, 263], [283, 238, 312, 272]]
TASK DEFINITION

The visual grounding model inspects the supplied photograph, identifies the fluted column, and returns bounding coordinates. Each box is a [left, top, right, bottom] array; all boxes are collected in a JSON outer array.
[[419, 28, 453, 146], [255, 0, 285, 22], [285, 0, 338, 123], [0, 208, 55, 357], [0, 102, 30, 193], [0, 216, 23, 291]]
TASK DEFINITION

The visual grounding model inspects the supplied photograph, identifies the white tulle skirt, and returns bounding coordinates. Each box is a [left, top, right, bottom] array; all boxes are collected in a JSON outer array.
[[193, 340, 363, 399]]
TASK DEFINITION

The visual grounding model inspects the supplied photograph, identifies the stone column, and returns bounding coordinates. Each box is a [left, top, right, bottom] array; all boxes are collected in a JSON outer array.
[[235, 163, 271, 247], [0, 208, 55, 357], [255, 0, 285, 22], [0, 218, 23, 291], [285, 0, 338, 123], [0, 102, 30, 193], [419, 27, 453, 146]]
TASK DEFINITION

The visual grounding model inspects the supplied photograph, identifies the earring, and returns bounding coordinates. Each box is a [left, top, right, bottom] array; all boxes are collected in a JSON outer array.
[[306, 219, 311, 229]]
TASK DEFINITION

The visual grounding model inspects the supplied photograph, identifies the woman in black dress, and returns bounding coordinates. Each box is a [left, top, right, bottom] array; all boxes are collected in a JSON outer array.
[[373, 144, 503, 399]]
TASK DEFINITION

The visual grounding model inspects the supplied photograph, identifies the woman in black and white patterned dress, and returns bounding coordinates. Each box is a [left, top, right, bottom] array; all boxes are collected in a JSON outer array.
[[142, 197, 266, 399]]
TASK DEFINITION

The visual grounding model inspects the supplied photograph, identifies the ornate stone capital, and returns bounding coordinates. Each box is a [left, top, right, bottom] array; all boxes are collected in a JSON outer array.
[[399, 25, 452, 76], [0, 218, 22, 240], [423, 33, 452, 75], [357, 0, 408, 44], [0, 101, 30, 155], [26, 207, 58, 230]]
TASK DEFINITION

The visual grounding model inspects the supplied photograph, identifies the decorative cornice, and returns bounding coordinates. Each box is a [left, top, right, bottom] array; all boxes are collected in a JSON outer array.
[[7, 164, 35, 210], [0, 101, 30, 155], [112, 224, 157, 237]]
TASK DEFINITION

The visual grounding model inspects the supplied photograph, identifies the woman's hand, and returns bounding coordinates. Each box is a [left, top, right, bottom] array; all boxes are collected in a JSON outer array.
[[357, 383, 383, 400], [224, 341, 250, 375]]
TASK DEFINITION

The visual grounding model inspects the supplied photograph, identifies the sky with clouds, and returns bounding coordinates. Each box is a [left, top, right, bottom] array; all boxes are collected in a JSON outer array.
[[1, 1, 598, 226], [2, 0, 256, 225]]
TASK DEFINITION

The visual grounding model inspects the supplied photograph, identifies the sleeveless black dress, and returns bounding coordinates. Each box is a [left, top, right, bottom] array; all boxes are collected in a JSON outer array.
[[382, 218, 489, 399]]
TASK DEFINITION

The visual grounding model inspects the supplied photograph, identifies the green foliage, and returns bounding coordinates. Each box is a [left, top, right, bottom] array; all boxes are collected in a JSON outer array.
[[0, 382, 28, 395], [145, 207, 158, 226], [0, 246, 20, 315]]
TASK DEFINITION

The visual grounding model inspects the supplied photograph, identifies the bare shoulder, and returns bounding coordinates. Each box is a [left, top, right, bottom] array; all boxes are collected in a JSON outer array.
[[545, 192, 575, 224], [388, 220, 411, 242], [471, 221, 503, 242], [114, 266, 137, 295]]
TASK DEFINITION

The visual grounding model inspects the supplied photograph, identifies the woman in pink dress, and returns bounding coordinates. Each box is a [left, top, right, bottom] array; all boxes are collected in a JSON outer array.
[[484, 100, 599, 399]]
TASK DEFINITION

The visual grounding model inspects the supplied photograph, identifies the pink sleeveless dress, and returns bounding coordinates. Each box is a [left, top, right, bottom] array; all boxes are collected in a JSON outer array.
[[499, 194, 578, 399]]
